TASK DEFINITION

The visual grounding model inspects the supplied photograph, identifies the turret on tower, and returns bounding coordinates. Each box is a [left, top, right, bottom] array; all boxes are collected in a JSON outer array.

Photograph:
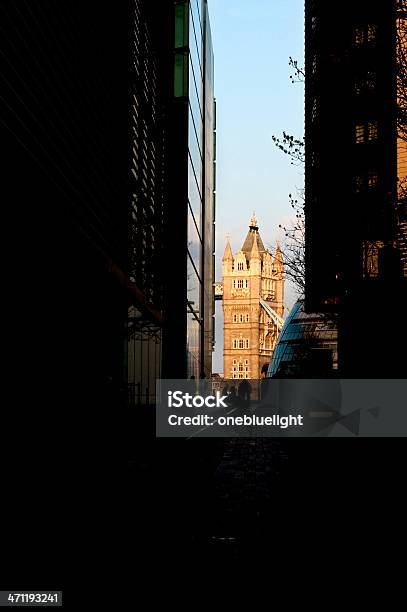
[[222, 236, 233, 275], [272, 241, 284, 317]]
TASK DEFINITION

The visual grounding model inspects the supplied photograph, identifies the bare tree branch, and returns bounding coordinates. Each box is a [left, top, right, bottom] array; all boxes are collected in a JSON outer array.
[[289, 56, 305, 84], [271, 132, 305, 166]]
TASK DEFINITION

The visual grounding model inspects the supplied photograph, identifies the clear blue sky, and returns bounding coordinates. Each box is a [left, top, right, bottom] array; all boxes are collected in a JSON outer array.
[[209, 0, 305, 373]]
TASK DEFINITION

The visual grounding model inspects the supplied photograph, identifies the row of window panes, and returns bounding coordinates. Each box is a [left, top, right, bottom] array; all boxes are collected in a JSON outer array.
[[174, 51, 188, 98], [311, 22, 378, 48], [233, 279, 249, 288], [175, 3, 189, 49], [354, 172, 378, 192], [237, 262, 245, 270], [233, 366, 249, 372], [188, 154, 202, 223], [311, 72, 376, 122], [189, 3, 203, 79], [232, 339, 250, 349], [354, 72, 376, 95], [188, 106, 202, 190], [353, 24, 377, 47], [189, 53, 203, 129], [233, 314, 250, 323], [188, 203, 201, 274], [233, 359, 249, 365], [355, 121, 378, 144], [187, 254, 201, 314], [190, 0, 202, 42], [232, 373, 249, 379]]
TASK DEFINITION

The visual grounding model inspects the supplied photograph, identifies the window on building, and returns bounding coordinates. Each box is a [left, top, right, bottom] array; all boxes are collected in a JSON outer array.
[[362, 240, 384, 278], [366, 72, 376, 90], [312, 99, 317, 121], [238, 363, 243, 372], [233, 340, 237, 349], [353, 24, 378, 47], [354, 172, 379, 193], [367, 24, 378, 43], [367, 121, 378, 141], [237, 262, 244, 271], [237, 279, 244, 288], [354, 175, 364, 193], [239, 314, 244, 322], [354, 121, 378, 144], [367, 171, 378, 190], [355, 124, 365, 143], [239, 339, 244, 349], [233, 359, 236, 365], [353, 26, 364, 47], [245, 359, 248, 365], [175, 3, 189, 48], [246, 314, 249, 322], [233, 314, 237, 322], [354, 72, 376, 95], [245, 280, 248, 288], [245, 339, 250, 349]]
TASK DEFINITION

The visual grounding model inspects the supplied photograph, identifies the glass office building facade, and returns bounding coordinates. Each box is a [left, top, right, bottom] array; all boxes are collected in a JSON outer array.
[[267, 301, 338, 378], [128, 1, 215, 391], [174, 0, 216, 378]]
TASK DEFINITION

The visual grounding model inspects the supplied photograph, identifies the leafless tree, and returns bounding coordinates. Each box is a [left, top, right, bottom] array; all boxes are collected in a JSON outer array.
[[288, 56, 305, 84], [271, 132, 304, 166], [278, 190, 305, 297], [271, 57, 305, 297]]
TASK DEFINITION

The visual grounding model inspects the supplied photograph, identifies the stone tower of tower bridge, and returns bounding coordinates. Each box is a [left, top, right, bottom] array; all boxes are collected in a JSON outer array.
[[217, 215, 285, 381]]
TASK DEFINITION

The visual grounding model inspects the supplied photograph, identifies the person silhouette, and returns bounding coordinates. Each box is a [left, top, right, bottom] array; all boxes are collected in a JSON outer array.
[[238, 379, 252, 406]]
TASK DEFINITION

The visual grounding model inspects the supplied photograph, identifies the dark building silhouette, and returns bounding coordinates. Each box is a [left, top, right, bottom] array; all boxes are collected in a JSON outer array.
[[1, 0, 129, 589], [1, 0, 215, 587], [127, 1, 169, 406], [305, 0, 407, 375]]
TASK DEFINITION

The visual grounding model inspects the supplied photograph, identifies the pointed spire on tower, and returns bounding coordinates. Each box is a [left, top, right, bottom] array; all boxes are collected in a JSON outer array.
[[250, 232, 260, 259], [241, 214, 265, 256], [249, 211, 258, 230], [274, 240, 284, 271], [223, 236, 233, 261]]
